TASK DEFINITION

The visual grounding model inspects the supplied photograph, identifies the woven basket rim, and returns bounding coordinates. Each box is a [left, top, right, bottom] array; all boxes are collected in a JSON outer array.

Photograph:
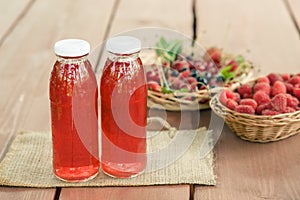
[[210, 93, 300, 120], [144, 47, 256, 111], [147, 70, 255, 111], [209, 92, 300, 143]]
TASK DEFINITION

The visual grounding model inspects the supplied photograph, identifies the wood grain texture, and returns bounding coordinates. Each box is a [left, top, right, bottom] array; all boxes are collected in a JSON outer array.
[[60, 185, 190, 200], [196, 0, 300, 75], [1, 0, 299, 199], [0, 0, 114, 199], [0, 0, 33, 44], [286, 0, 300, 31], [194, 0, 300, 199], [195, 123, 300, 200], [0, 0, 115, 135], [108, 0, 194, 37], [0, 188, 55, 200], [59, 0, 195, 199]]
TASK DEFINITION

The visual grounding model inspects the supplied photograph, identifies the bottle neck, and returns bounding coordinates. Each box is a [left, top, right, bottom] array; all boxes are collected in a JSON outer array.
[[108, 52, 139, 62], [56, 54, 88, 64]]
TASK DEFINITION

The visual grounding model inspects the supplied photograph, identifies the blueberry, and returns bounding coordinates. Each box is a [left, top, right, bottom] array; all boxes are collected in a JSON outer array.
[[171, 70, 179, 77], [178, 68, 188, 73], [216, 75, 225, 83], [190, 69, 199, 78], [197, 77, 208, 89], [199, 77, 208, 85], [204, 72, 212, 81], [186, 55, 193, 61]]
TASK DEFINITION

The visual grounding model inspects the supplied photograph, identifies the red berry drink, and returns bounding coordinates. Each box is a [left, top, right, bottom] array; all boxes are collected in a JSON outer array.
[[101, 36, 147, 178], [50, 39, 100, 182]]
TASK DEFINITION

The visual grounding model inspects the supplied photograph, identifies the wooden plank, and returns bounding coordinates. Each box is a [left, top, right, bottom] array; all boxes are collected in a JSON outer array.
[[60, 185, 190, 200], [195, 115, 300, 199], [108, 0, 194, 37], [0, 0, 114, 199], [0, 188, 55, 200], [285, 0, 300, 32], [196, 0, 300, 76], [61, 1, 195, 199], [194, 0, 300, 198], [0, 0, 115, 136], [0, 0, 33, 43]]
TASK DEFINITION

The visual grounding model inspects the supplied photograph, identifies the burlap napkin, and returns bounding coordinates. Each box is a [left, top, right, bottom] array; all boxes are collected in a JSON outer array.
[[0, 128, 216, 188]]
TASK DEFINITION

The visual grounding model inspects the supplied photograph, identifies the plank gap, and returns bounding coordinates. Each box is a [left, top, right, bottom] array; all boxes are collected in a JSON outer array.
[[0, 0, 36, 48], [283, 0, 300, 37], [95, 0, 121, 73], [189, 184, 195, 200], [54, 187, 61, 200], [192, 0, 197, 46]]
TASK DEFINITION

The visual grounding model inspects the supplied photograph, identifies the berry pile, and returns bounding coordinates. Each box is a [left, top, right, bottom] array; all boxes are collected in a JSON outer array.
[[146, 43, 253, 95], [219, 73, 300, 115]]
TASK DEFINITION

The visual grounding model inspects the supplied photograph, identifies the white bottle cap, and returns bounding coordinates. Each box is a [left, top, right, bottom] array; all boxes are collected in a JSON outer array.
[[106, 36, 141, 54], [54, 39, 90, 57]]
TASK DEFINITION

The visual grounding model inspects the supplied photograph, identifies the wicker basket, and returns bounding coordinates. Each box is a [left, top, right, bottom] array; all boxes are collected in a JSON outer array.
[[147, 89, 211, 111], [144, 52, 255, 111], [210, 94, 300, 143]]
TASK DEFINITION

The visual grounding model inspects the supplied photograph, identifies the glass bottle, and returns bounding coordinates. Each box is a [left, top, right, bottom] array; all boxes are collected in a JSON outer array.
[[100, 36, 147, 178], [50, 39, 100, 182]]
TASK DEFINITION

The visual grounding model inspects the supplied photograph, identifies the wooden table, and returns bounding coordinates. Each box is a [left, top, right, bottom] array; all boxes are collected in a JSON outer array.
[[1, 0, 300, 199]]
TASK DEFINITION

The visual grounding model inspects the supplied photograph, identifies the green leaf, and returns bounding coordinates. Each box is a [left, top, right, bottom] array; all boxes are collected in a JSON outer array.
[[227, 72, 235, 80], [162, 87, 173, 94], [155, 37, 183, 62], [170, 41, 183, 56], [221, 66, 232, 74], [162, 51, 176, 61], [235, 55, 245, 64], [159, 37, 168, 49], [220, 65, 237, 80], [179, 88, 190, 92]]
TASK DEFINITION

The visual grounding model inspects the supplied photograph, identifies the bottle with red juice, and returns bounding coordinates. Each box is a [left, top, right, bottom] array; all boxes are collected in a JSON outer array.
[[100, 36, 147, 178], [50, 39, 100, 182]]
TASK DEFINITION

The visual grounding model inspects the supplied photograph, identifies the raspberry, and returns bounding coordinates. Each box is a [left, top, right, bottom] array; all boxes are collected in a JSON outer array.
[[281, 73, 290, 81], [226, 99, 238, 110], [271, 81, 286, 96], [262, 109, 280, 116], [233, 92, 241, 103], [235, 105, 255, 114], [253, 82, 271, 95], [286, 94, 299, 108], [256, 103, 269, 115], [257, 76, 270, 84], [283, 107, 296, 113], [293, 87, 300, 100], [228, 60, 239, 71], [219, 90, 236, 105], [253, 91, 271, 105], [268, 73, 283, 85], [226, 90, 236, 99], [148, 81, 162, 92], [270, 94, 287, 112], [285, 83, 294, 94], [206, 47, 221, 64], [237, 83, 252, 97], [242, 93, 253, 99], [180, 70, 191, 78], [288, 75, 300, 85], [240, 98, 258, 109]]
